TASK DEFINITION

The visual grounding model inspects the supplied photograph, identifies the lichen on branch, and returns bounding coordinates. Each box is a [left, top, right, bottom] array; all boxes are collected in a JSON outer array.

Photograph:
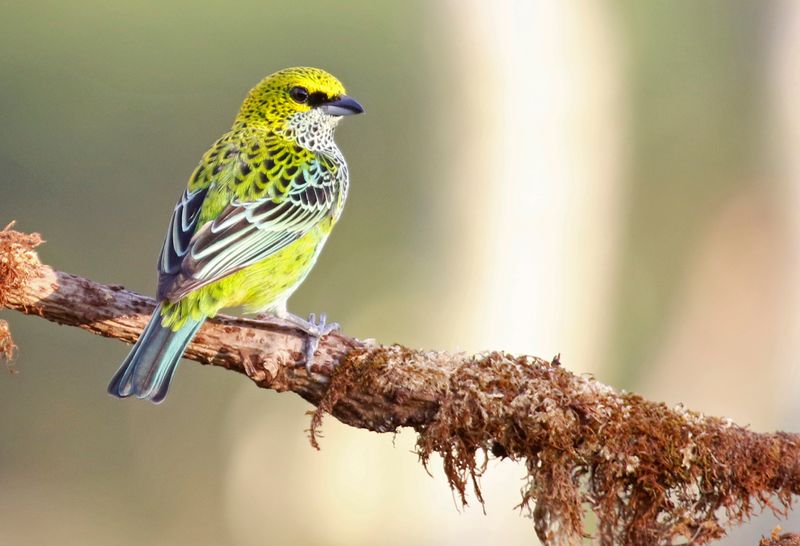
[[1, 224, 799, 545]]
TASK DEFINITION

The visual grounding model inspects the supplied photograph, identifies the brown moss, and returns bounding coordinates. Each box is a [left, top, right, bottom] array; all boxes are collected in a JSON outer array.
[[307, 347, 371, 449], [410, 351, 800, 545], [762, 528, 800, 546], [307, 344, 429, 448], [0, 222, 43, 297], [0, 222, 43, 371], [0, 319, 17, 373]]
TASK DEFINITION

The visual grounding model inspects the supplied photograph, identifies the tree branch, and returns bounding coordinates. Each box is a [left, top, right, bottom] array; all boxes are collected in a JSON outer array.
[[1, 223, 798, 545]]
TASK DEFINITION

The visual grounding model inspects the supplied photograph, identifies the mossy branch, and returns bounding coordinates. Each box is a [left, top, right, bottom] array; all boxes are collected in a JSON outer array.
[[1, 223, 798, 545]]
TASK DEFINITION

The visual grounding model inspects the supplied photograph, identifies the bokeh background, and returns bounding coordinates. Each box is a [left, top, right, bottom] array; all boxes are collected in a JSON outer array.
[[1, 1, 799, 544]]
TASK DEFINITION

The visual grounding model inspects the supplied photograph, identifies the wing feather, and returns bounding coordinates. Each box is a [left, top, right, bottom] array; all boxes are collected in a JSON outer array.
[[157, 186, 209, 281], [158, 153, 339, 303]]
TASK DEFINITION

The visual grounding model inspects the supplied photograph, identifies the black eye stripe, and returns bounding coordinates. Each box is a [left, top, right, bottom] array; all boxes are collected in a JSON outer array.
[[307, 92, 328, 107]]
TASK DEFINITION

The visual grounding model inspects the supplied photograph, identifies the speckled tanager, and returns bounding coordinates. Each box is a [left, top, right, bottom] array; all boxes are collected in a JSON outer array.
[[108, 67, 364, 403]]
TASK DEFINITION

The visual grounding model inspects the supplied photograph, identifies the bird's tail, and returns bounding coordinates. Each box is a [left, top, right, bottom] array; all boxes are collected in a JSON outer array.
[[107, 303, 204, 404]]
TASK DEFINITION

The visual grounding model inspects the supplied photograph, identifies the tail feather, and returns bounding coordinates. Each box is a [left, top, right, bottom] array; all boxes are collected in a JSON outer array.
[[108, 304, 204, 403]]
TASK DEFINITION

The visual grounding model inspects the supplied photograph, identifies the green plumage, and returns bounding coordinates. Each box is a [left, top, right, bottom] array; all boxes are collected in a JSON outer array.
[[159, 129, 343, 330], [108, 67, 362, 402]]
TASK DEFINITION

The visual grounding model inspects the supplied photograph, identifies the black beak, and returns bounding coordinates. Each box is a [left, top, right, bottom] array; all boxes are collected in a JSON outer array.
[[321, 95, 365, 116]]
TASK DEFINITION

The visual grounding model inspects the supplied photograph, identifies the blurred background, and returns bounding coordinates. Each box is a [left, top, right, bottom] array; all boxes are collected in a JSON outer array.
[[1, 0, 798, 544]]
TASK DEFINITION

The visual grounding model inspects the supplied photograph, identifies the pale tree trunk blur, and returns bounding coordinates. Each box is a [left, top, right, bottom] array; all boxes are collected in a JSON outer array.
[[437, 1, 625, 368], [427, 1, 625, 543]]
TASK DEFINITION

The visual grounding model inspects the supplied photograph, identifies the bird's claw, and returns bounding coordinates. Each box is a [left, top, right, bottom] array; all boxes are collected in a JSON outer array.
[[306, 313, 340, 336], [282, 312, 340, 372]]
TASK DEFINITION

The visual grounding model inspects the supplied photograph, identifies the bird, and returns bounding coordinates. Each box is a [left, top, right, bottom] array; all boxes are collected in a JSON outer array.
[[107, 66, 364, 403]]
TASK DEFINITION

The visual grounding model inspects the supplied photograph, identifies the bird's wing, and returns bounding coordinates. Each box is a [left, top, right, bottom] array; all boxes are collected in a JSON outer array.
[[156, 148, 339, 302], [157, 186, 210, 283]]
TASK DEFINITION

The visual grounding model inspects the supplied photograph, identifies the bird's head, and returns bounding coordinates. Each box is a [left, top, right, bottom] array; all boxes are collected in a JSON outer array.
[[236, 67, 364, 151]]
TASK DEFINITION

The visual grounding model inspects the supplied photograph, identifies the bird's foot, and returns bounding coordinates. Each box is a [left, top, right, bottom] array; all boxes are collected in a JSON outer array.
[[282, 312, 340, 372]]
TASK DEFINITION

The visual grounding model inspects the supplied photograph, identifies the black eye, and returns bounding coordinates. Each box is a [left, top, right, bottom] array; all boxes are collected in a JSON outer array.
[[289, 86, 309, 104]]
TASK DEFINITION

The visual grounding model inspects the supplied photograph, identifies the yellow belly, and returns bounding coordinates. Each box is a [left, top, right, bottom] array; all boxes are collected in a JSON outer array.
[[160, 220, 331, 329]]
